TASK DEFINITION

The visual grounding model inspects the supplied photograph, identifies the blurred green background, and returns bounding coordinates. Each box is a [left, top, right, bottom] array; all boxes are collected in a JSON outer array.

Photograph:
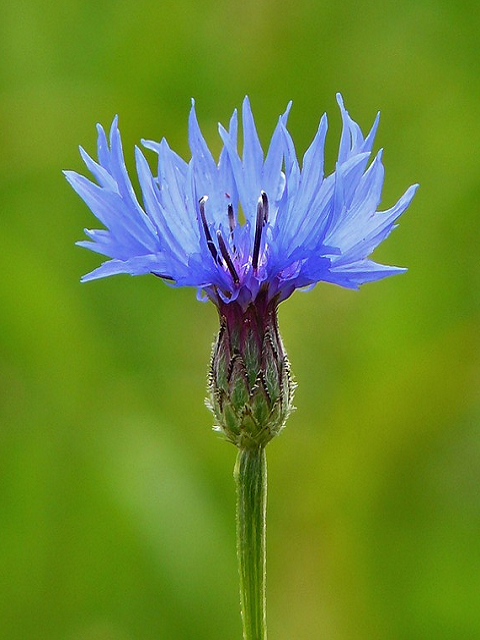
[[0, 0, 479, 638]]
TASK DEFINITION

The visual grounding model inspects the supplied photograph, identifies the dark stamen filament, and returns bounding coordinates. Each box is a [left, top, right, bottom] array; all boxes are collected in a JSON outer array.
[[199, 196, 220, 264], [252, 192, 269, 270], [217, 230, 239, 284]]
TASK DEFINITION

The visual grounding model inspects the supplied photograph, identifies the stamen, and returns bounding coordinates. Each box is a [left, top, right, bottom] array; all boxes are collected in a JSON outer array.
[[261, 190, 269, 223], [217, 230, 240, 284], [227, 202, 237, 254], [227, 203, 236, 233], [252, 192, 268, 270], [199, 196, 220, 264]]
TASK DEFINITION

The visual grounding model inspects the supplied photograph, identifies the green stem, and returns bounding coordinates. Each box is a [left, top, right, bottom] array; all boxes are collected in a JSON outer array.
[[234, 446, 267, 640]]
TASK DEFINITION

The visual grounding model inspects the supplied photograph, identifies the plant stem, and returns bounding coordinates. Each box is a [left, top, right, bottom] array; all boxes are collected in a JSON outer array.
[[234, 446, 267, 640]]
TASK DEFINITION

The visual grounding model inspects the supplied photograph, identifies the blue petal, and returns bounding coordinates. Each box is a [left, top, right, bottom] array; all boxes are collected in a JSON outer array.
[[95, 122, 112, 171], [241, 96, 264, 202], [263, 103, 291, 208], [81, 254, 170, 282], [65, 171, 155, 252], [78, 147, 117, 191]]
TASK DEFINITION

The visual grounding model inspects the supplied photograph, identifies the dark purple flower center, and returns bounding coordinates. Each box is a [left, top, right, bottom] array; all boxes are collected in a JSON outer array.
[[199, 191, 270, 285]]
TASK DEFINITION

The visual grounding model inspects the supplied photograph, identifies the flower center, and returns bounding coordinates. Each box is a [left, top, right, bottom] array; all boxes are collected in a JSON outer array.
[[199, 191, 270, 285]]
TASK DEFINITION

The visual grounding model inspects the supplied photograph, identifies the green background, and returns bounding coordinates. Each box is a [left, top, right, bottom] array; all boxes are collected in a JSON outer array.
[[1, 0, 479, 638]]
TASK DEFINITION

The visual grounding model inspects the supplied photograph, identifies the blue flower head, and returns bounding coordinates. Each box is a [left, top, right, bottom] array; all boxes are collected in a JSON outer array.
[[65, 96, 417, 310]]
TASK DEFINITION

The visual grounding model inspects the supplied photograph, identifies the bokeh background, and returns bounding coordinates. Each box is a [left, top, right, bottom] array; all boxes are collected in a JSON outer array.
[[1, 0, 479, 638]]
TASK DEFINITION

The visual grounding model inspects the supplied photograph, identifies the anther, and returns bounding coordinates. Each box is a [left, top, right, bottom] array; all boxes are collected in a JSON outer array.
[[261, 190, 269, 223], [227, 203, 236, 233], [227, 202, 237, 253], [199, 196, 220, 264], [217, 230, 240, 284], [252, 192, 268, 270]]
